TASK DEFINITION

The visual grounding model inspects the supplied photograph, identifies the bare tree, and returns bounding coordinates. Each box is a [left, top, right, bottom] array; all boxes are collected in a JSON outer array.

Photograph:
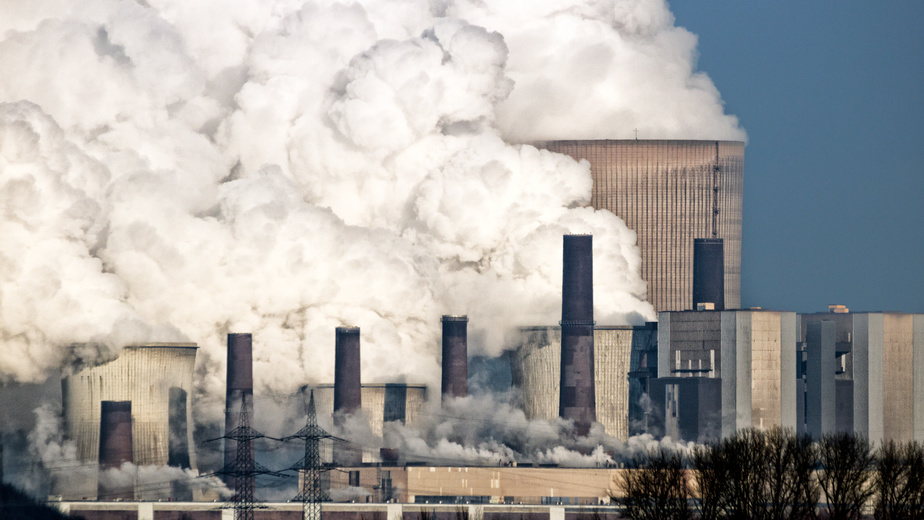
[[818, 433, 875, 520], [786, 432, 820, 520], [618, 449, 690, 520], [719, 428, 771, 520], [874, 440, 924, 520], [689, 443, 726, 520]]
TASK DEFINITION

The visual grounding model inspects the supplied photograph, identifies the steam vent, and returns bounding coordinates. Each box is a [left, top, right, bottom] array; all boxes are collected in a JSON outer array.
[[540, 140, 744, 312], [559, 234, 596, 435]]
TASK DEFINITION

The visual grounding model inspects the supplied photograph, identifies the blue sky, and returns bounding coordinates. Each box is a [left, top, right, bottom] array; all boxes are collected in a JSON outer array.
[[669, 1, 924, 313]]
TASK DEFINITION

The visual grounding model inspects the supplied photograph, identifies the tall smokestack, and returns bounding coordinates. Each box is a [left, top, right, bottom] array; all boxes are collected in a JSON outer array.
[[559, 234, 596, 436], [334, 326, 362, 466], [441, 315, 469, 401], [98, 400, 134, 500], [693, 238, 725, 310], [224, 333, 253, 486]]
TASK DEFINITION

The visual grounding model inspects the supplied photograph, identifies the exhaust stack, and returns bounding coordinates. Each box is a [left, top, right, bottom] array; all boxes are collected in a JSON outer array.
[[693, 238, 725, 311], [441, 315, 469, 401], [98, 400, 134, 500], [224, 333, 253, 489], [334, 326, 363, 466], [559, 234, 596, 436]]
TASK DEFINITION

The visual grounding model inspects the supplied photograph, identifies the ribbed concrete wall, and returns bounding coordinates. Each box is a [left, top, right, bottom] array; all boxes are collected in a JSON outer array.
[[510, 327, 635, 441], [62, 344, 198, 470], [311, 384, 427, 462], [540, 140, 744, 312]]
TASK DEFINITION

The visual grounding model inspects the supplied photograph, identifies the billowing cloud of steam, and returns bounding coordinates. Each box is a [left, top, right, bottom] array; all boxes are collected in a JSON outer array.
[[0, 0, 741, 427], [383, 394, 693, 467], [27, 404, 228, 498]]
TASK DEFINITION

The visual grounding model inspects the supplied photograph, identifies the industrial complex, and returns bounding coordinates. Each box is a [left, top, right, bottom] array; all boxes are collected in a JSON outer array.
[[8, 140, 923, 519]]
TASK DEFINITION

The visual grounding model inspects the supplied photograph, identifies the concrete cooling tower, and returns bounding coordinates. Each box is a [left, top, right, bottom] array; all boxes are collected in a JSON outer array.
[[540, 140, 744, 312], [311, 384, 427, 436], [511, 326, 657, 441], [61, 343, 198, 499]]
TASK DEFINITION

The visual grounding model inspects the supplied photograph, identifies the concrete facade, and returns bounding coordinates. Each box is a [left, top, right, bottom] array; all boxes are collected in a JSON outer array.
[[657, 310, 797, 440], [804, 321, 836, 437], [510, 326, 648, 441], [540, 140, 744, 312], [324, 465, 621, 505], [799, 311, 924, 443]]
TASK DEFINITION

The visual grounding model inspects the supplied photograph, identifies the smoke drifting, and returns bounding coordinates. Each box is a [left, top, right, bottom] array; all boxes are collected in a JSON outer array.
[[0, 0, 740, 426]]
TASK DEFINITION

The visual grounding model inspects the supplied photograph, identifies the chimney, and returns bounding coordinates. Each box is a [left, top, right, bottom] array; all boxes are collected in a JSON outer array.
[[559, 234, 596, 436], [441, 315, 469, 401], [334, 326, 362, 466], [98, 400, 134, 500], [224, 333, 253, 487], [693, 238, 725, 311]]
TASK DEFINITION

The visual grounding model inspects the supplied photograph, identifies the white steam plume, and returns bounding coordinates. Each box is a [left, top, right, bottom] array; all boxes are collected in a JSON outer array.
[[0, 0, 741, 427]]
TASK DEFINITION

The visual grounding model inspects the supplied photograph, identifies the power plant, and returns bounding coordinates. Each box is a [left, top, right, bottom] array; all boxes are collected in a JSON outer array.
[[37, 142, 924, 518]]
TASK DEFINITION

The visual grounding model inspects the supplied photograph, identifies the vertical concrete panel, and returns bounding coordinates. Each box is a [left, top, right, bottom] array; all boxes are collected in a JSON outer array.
[[853, 314, 870, 437], [868, 314, 884, 443], [736, 312, 752, 431], [915, 315, 924, 442], [657, 312, 670, 378], [593, 328, 632, 441], [805, 321, 835, 437], [882, 314, 915, 442], [779, 312, 798, 431], [720, 311, 738, 437]]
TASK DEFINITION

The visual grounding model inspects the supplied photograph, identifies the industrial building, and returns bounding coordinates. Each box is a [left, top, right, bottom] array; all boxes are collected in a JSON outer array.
[[653, 309, 798, 441], [327, 465, 621, 505], [540, 140, 744, 312], [797, 309, 924, 443], [60, 343, 199, 500]]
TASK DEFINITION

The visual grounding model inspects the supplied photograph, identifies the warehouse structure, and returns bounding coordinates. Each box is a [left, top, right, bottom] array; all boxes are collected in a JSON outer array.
[[540, 140, 744, 312]]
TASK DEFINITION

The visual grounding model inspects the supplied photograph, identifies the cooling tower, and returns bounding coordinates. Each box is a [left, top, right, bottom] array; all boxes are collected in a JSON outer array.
[[310, 384, 426, 463], [559, 234, 596, 436], [61, 343, 197, 500], [441, 315, 469, 401], [693, 238, 725, 310], [511, 326, 646, 441], [98, 401, 133, 500], [224, 332, 253, 480], [540, 140, 744, 312]]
